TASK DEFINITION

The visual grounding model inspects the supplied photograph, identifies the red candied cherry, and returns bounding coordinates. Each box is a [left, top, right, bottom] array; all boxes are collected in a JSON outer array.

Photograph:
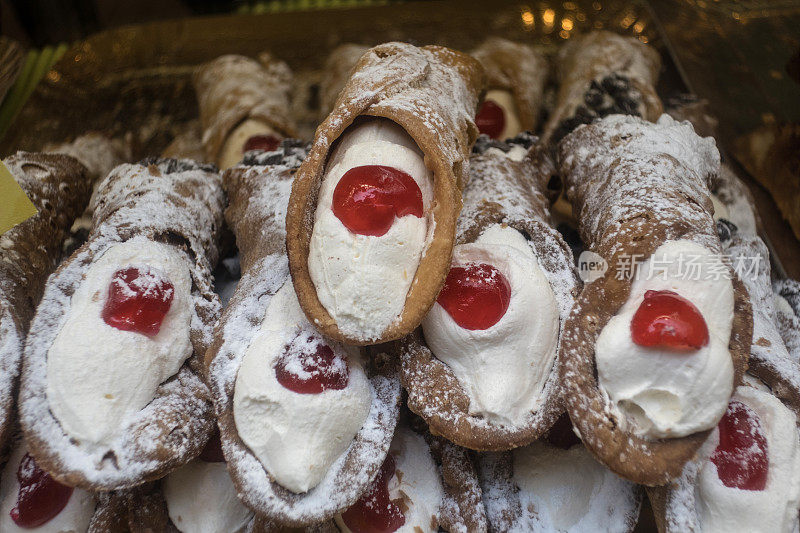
[[199, 429, 225, 463], [274, 331, 349, 394], [437, 263, 511, 330], [546, 414, 581, 450], [243, 134, 281, 153], [332, 165, 424, 237], [630, 290, 709, 351], [102, 267, 174, 337], [11, 453, 74, 528], [341, 454, 405, 533], [711, 400, 769, 491], [475, 99, 506, 139]]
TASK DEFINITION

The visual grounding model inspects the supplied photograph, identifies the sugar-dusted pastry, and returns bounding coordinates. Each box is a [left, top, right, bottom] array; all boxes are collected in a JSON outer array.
[[648, 378, 800, 532], [479, 415, 642, 532], [471, 37, 548, 140], [194, 54, 297, 169], [0, 153, 90, 453], [45, 132, 132, 184], [774, 279, 800, 360], [287, 42, 485, 345], [557, 114, 752, 485], [0, 437, 97, 532], [333, 417, 487, 533], [19, 158, 224, 490], [400, 136, 579, 450], [543, 30, 662, 144], [319, 44, 369, 119], [206, 142, 401, 526]]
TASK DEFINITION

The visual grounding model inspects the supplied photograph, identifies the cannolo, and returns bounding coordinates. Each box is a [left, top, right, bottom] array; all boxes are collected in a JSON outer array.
[[19, 158, 225, 491], [774, 279, 800, 360], [400, 136, 579, 451], [648, 377, 800, 532], [478, 415, 642, 532], [319, 44, 369, 119], [471, 37, 548, 140], [193, 54, 297, 169], [0, 153, 91, 453], [205, 142, 401, 526], [287, 42, 485, 345], [543, 30, 662, 145], [557, 114, 752, 485], [333, 416, 487, 533]]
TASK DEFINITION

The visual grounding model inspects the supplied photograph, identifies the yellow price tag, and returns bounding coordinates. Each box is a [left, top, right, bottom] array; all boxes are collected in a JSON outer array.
[[0, 160, 37, 235]]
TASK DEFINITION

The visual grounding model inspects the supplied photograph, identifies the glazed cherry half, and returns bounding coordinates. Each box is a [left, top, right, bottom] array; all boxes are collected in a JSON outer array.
[[475, 99, 506, 139], [243, 134, 281, 154], [274, 331, 349, 394], [437, 263, 511, 330], [630, 290, 709, 351], [710, 400, 769, 491], [341, 454, 405, 533], [102, 266, 174, 337], [332, 165, 424, 237], [11, 453, 73, 528]]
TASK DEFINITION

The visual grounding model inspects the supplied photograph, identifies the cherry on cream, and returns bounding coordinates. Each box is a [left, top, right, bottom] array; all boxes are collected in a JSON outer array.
[[475, 99, 506, 139], [630, 290, 709, 351], [711, 400, 768, 491], [10, 454, 73, 528], [437, 263, 511, 330], [101, 266, 174, 337], [341, 454, 405, 533], [274, 332, 349, 394], [331, 165, 423, 237], [243, 134, 281, 154]]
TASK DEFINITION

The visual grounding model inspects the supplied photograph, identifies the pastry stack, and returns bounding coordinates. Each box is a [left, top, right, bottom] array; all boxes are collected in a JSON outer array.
[[0, 30, 797, 533]]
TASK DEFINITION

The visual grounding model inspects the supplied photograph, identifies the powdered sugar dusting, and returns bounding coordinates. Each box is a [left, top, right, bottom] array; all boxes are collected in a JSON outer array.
[[774, 279, 800, 363]]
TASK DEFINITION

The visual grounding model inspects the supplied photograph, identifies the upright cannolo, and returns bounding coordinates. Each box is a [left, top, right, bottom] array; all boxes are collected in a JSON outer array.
[[319, 44, 369, 120], [557, 114, 752, 485], [648, 377, 800, 532], [478, 415, 642, 532], [543, 30, 662, 144], [333, 416, 487, 533], [0, 153, 90, 453], [205, 142, 401, 526], [287, 42, 485, 345], [471, 37, 548, 140], [19, 158, 225, 490], [194, 54, 297, 169], [774, 279, 800, 360], [400, 136, 579, 450]]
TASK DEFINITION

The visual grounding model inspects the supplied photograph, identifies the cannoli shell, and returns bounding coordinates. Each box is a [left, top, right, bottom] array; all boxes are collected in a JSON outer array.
[[318, 44, 369, 119], [400, 144, 579, 451], [287, 42, 485, 345]]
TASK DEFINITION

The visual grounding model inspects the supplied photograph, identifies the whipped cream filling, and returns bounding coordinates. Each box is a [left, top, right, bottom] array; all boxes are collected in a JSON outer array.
[[47, 237, 193, 445], [711, 194, 730, 223], [233, 280, 372, 493], [484, 89, 522, 140], [0, 444, 95, 533], [335, 426, 444, 533], [218, 118, 278, 169], [422, 224, 559, 426], [513, 441, 637, 533], [164, 460, 253, 533], [696, 385, 800, 533], [308, 118, 434, 341], [595, 239, 735, 439]]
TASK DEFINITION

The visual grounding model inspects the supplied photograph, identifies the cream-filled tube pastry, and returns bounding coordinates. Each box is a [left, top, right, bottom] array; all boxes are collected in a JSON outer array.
[[287, 42, 485, 345], [319, 44, 369, 119], [543, 30, 662, 144], [19, 158, 224, 491], [774, 279, 800, 361], [400, 136, 579, 451], [193, 53, 297, 169], [334, 419, 487, 533], [205, 142, 401, 527], [649, 380, 800, 533], [0, 439, 96, 532], [471, 37, 548, 139], [0, 153, 90, 455], [479, 416, 642, 533], [557, 114, 753, 486]]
